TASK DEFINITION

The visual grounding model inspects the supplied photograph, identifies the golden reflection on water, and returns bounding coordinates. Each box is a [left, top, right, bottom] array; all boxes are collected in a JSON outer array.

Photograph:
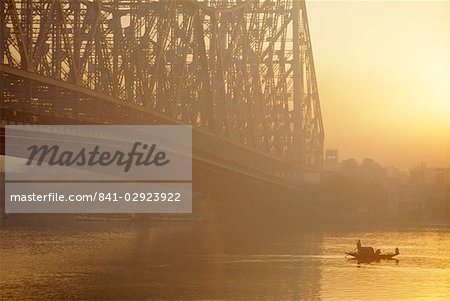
[[1, 218, 449, 300]]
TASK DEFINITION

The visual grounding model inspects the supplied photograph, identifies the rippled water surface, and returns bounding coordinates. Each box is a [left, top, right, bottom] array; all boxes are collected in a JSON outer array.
[[1, 217, 449, 300]]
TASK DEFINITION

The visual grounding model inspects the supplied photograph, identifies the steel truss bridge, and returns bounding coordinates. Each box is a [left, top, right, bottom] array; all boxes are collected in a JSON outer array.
[[1, 0, 324, 195]]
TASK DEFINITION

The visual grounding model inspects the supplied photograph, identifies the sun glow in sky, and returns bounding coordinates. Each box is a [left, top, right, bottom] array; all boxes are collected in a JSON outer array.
[[306, 0, 450, 168]]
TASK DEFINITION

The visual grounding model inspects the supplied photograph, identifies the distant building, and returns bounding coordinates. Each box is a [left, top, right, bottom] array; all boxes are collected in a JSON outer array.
[[324, 149, 339, 171], [436, 168, 450, 188], [410, 163, 450, 187], [340, 158, 359, 176], [384, 164, 450, 220]]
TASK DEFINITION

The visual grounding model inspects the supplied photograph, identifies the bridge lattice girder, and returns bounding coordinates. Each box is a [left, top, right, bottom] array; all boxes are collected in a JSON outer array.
[[0, 0, 324, 170]]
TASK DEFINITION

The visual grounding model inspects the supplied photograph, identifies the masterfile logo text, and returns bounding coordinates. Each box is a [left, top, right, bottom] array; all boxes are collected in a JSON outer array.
[[4, 125, 192, 214]]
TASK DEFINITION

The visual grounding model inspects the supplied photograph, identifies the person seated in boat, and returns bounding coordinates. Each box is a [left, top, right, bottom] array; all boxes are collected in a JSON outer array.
[[395, 247, 399, 255], [376, 249, 381, 255]]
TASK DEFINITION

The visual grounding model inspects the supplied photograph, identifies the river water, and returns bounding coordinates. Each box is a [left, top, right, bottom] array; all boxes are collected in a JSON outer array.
[[1, 216, 449, 300]]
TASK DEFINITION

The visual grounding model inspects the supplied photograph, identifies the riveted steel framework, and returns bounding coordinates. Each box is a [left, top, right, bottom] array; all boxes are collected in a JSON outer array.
[[0, 0, 324, 170]]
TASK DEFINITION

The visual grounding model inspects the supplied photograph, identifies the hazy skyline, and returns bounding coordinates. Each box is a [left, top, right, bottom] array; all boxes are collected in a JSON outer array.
[[307, 0, 449, 169]]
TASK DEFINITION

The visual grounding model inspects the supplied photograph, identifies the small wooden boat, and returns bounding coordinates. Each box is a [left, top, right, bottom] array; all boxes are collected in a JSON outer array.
[[345, 240, 399, 262], [345, 250, 399, 261]]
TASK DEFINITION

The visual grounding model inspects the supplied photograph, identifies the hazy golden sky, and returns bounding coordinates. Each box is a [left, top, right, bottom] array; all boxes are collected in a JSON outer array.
[[306, 0, 449, 169]]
